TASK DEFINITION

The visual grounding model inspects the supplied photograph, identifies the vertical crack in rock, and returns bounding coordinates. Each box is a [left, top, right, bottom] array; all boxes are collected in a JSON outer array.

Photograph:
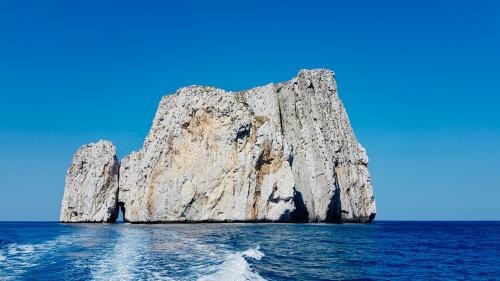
[[277, 99, 285, 136], [61, 69, 376, 223], [108, 172, 121, 223], [325, 171, 342, 223]]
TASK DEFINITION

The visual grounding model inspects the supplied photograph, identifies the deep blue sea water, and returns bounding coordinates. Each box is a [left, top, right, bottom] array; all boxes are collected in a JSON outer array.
[[0, 222, 499, 280]]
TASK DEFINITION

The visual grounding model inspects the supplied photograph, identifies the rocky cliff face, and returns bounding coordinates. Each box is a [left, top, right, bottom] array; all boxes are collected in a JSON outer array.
[[118, 86, 297, 222], [60, 69, 376, 223], [60, 140, 119, 222]]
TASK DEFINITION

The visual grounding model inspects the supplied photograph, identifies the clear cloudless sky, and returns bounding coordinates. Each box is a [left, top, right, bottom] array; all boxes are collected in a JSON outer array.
[[0, 0, 499, 221]]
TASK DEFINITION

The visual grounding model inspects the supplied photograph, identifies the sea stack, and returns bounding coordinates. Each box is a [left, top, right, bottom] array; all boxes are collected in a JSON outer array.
[[60, 69, 376, 223], [60, 140, 120, 222]]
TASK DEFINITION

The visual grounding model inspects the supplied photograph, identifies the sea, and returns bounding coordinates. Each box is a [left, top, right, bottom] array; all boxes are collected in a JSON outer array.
[[0, 221, 498, 280]]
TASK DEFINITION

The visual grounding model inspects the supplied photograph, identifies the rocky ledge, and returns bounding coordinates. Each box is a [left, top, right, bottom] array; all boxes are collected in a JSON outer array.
[[60, 69, 376, 223]]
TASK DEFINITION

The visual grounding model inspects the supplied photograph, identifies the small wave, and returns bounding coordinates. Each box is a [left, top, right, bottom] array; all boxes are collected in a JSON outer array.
[[242, 246, 264, 260], [0, 243, 39, 280], [7, 244, 35, 255], [198, 246, 266, 281], [0, 234, 75, 279]]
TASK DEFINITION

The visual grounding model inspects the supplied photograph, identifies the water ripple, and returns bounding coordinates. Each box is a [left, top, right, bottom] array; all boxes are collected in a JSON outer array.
[[0, 222, 499, 280]]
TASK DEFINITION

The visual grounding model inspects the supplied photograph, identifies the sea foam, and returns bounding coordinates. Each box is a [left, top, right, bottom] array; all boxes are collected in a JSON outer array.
[[198, 245, 265, 281]]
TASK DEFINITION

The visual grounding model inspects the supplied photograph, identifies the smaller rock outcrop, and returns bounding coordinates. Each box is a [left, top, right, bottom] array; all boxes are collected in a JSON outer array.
[[60, 140, 120, 222]]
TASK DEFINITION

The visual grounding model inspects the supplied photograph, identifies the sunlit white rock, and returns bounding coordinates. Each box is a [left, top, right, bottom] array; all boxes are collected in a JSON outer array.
[[60, 140, 119, 222], [60, 69, 376, 223], [118, 69, 376, 222]]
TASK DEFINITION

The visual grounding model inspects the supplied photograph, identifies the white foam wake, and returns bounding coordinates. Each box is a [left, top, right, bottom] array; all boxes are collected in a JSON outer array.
[[0, 234, 74, 280], [198, 246, 266, 281], [89, 227, 142, 281]]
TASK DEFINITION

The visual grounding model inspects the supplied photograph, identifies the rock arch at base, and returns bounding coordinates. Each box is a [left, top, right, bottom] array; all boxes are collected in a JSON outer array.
[[118, 202, 126, 222]]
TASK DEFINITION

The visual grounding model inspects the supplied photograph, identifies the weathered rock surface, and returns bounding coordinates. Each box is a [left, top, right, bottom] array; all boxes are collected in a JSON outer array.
[[60, 69, 376, 223], [60, 140, 120, 222], [243, 70, 376, 222], [118, 86, 297, 222], [118, 69, 376, 223]]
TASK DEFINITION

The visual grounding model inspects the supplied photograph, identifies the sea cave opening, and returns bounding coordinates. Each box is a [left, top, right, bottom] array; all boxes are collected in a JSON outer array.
[[117, 202, 126, 223]]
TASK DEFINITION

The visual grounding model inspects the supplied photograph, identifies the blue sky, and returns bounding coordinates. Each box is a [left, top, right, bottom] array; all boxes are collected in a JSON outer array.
[[0, 0, 498, 221]]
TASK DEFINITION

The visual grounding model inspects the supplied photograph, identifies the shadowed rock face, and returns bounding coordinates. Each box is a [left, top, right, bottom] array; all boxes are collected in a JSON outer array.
[[60, 69, 376, 223], [60, 140, 119, 222]]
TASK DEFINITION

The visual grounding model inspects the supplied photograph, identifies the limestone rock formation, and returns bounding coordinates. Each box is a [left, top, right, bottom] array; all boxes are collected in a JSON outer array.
[[60, 69, 376, 223], [118, 69, 375, 223], [60, 140, 120, 222]]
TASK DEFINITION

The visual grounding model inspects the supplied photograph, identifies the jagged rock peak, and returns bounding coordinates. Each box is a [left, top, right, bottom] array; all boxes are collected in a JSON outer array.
[[60, 140, 120, 222]]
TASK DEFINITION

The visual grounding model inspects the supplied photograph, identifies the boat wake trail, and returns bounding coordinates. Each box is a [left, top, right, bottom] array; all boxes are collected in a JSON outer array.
[[1, 225, 267, 281]]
